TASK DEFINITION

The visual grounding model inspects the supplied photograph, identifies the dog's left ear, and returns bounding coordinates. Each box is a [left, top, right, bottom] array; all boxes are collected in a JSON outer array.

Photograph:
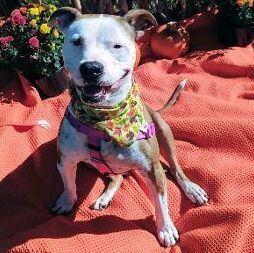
[[48, 7, 82, 32], [123, 9, 158, 36]]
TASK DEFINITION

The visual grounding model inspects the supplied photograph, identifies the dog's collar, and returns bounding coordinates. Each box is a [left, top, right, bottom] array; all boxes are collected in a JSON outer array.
[[65, 110, 156, 142], [72, 82, 147, 147]]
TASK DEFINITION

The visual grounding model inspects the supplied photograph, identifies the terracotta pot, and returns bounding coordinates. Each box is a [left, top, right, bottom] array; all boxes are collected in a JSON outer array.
[[35, 67, 72, 97], [151, 22, 190, 59]]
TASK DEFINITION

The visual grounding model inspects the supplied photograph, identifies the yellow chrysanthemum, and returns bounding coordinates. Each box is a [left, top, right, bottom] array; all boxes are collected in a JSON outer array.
[[28, 7, 40, 16], [29, 19, 37, 28], [53, 29, 59, 38], [40, 23, 51, 34], [237, 0, 253, 6], [48, 4, 57, 13], [38, 5, 47, 12], [51, 42, 56, 50]]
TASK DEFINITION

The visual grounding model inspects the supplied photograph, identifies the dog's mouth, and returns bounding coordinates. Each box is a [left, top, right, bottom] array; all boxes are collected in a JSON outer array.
[[80, 85, 112, 103], [78, 70, 130, 103]]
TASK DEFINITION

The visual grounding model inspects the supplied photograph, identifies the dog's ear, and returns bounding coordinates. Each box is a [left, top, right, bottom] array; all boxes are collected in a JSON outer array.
[[123, 9, 158, 36], [48, 7, 82, 32]]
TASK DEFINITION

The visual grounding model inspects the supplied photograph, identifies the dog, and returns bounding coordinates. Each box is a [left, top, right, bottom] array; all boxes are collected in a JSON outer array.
[[48, 8, 209, 247]]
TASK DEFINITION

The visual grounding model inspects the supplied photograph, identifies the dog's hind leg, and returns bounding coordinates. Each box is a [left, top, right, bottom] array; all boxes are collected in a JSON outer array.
[[92, 174, 123, 210], [146, 105, 209, 205]]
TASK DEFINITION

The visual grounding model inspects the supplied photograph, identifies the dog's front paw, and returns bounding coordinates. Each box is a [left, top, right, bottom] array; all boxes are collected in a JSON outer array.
[[52, 190, 77, 214], [158, 223, 179, 247], [182, 181, 209, 205], [92, 193, 112, 211]]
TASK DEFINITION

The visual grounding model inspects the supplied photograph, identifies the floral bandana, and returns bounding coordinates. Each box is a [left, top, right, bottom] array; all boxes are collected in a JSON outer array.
[[72, 83, 145, 147]]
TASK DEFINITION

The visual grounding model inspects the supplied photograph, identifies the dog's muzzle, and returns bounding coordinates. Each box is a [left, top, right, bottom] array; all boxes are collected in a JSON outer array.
[[77, 67, 130, 104], [79, 61, 104, 84]]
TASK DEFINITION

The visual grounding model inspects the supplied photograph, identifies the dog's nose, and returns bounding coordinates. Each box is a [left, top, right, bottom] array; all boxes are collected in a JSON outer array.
[[79, 61, 104, 83]]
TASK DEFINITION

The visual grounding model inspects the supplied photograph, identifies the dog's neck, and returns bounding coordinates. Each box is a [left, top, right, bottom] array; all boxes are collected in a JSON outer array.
[[74, 73, 133, 108], [70, 79, 145, 147]]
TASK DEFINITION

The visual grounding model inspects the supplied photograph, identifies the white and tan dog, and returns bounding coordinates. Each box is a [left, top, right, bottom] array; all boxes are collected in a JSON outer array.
[[49, 8, 208, 247]]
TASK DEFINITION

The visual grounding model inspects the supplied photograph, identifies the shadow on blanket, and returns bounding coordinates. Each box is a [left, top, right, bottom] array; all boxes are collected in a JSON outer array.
[[0, 139, 158, 251]]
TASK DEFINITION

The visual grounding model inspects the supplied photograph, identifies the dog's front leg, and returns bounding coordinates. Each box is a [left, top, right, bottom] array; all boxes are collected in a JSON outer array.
[[145, 162, 179, 247], [52, 155, 78, 214], [92, 174, 123, 210]]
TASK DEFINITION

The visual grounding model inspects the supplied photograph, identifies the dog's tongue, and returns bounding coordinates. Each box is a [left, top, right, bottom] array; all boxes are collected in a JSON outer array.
[[82, 85, 104, 96]]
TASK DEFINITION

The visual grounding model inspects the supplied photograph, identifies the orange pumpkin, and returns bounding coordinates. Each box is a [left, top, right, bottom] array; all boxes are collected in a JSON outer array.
[[151, 22, 190, 59], [134, 43, 141, 68]]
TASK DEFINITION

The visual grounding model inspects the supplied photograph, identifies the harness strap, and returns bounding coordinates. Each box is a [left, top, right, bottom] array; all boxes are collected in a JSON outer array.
[[65, 110, 110, 141], [137, 122, 156, 140]]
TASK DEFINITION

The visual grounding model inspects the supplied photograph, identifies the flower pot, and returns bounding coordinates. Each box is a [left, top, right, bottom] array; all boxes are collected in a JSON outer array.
[[35, 67, 72, 97]]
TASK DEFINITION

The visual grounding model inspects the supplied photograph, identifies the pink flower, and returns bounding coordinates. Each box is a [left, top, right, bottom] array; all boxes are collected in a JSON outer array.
[[11, 10, 20, 15], [10, 9, 27, 25], [28, 36, 40, 48], [0, 36, 14, 47]]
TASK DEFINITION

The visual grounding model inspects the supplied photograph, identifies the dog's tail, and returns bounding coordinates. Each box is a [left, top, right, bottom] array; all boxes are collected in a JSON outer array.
[[157, 79, 187, 114]]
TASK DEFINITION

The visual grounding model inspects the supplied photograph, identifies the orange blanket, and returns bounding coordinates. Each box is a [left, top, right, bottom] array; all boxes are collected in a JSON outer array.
[[0, 12, 254, 253]]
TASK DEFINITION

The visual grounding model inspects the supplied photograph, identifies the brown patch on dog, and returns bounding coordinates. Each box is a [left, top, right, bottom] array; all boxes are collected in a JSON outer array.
[[137, 103, 159, 164], [123, 9, 158, 32], [145, 104, 189, 182], [139, 102, 191, 194], [137, 102, 167, 194], [48, 7, 82, 29], [148, 163, 167, 194]]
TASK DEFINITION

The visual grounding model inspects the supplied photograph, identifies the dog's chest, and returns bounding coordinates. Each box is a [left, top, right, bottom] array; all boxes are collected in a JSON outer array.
[[59, 116, 152, 174], [100, 140, 151, 174]]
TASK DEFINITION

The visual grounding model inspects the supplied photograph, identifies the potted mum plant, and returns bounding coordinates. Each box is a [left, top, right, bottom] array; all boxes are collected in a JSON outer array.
[[0, 3, 71, 97]]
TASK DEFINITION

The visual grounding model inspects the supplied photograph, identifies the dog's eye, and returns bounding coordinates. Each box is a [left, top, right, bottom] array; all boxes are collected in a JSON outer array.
[[73, 38, 82, 46], [113, 44, 123, 49]]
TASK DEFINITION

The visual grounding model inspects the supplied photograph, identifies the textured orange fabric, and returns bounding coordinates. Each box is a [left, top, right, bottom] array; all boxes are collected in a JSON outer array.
[[0, 12, 254, 253]]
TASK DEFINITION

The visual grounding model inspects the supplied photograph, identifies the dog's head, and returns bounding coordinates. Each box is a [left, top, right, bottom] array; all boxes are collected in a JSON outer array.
[[49, 8, 157, 106]]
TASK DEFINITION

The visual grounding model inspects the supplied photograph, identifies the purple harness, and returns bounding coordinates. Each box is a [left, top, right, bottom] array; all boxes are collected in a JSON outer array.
[[65, 110, 156, 176]]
